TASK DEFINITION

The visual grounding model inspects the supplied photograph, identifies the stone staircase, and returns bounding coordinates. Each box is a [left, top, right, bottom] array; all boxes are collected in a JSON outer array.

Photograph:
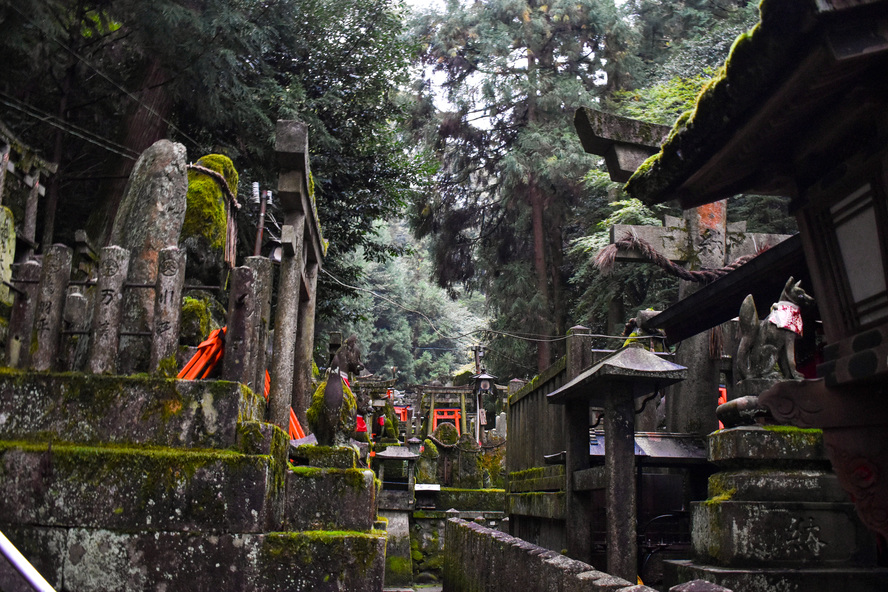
[[0, 371, 385, 591]]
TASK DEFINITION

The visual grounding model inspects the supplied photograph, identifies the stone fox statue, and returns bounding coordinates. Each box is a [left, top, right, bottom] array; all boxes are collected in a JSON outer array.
[[736, 277, 815, 381], [307, 335, 364, 446]]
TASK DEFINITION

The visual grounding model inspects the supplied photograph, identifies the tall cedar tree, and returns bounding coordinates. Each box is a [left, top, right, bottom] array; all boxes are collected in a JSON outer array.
[[409, 0, 635, 374]]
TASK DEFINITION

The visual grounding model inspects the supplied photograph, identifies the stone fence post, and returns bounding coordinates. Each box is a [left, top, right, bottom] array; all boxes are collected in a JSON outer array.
[[150, 247, 186, 372], [88, 246, 130, 374], [222, 265, 258, 386], [32, 244, 72, 371], [5, 261, 41, 368]]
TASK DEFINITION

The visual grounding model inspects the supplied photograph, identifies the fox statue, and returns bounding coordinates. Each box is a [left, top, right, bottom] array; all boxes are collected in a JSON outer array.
[[307, 335, 364, 447]]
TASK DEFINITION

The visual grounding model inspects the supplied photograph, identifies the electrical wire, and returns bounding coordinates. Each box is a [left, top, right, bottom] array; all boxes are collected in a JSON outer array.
[[0, 93, 139, 161], [9, 4, 203, 150], [320, 267, 664, 349]]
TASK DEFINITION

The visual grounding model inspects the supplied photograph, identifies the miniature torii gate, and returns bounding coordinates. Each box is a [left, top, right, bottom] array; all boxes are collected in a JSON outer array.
[[574, 108, 791, 435], [270, 121, 326, 432]]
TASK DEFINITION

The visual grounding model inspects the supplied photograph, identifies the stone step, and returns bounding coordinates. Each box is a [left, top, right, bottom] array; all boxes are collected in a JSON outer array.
[[708, 469, 848, 502], [666, 560, 888, 592], [0, 372, 265, 450], [0, 441, 283, 533], [0, 525, 386, 592], [284, 466, 378, 531], [691, 500, 876, 567], [707, 426, 830, 468]]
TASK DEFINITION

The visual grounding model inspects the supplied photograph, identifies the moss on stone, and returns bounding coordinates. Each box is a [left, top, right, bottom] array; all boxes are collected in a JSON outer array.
[[386, 555, 413, 583], [421, 439, 438, 458], [155, 354, 179, 378], [182, 154, 237, 250], [307, 378, 358, 445], [703, 488, 736, 506], [180, 295, 216, 346]]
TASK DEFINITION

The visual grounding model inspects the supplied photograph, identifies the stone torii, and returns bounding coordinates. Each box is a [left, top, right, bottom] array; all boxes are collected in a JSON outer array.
[[574, 108, 791, 435]]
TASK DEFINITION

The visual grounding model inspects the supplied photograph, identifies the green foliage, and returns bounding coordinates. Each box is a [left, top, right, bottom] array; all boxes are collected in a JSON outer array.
[[606, 70, 715, 125], [1, 0, 426, 328], [315, 222, 486, 387]]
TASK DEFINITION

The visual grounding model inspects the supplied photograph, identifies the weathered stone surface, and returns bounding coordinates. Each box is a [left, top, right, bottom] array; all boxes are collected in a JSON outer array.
[[110, 139, 188, 374], [31, 244, 72, 371], [665, 560, 888, 592], [707, 426, 828, 467], [382, 510, 413, 587], [269, 218, 305, 431], [708, 469, 847, 502], [0, 526, 386, 592], [245, 256, 273, 397], [455, 433, 482, 489], [0, 442, 280, 533], [692, 500, 875, 567], [444, 518, 659, 592], [575, 570, 636, 591], [5, 261, 41, 368], [0, 206, 16, 307], [88, 246, 130, 374], [507, 491, 565, 520], [222, 265, 257, 386], [150, 246, 186, 372], [0, 373, 264, 449], [284, 467, 376, 531], [180, 154, 237, 286], [61, 290, 90, 372], [670, 579, 733, 592], [437, 487, 506, 512], [289, 444, 357, 468]]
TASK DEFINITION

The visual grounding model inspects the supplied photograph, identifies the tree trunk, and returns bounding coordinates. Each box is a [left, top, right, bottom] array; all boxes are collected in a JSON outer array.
[[528, 174, 551, 372], [94, 58, 174, 246]]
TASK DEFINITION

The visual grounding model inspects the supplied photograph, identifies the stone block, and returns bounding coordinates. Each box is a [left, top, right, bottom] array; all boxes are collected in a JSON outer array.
[[575, 570, 636, 591], [382, 511, 413, 587], [508, 491, 565, 519], [0, 442, 280, 533], [708, 469, 847, 502], [289, 444, 357, 468], [284, 467, 376, 531], [0, 373, 264, 449], [707, 426, 828, 468], [670, 579, 733, 592], [664, 560, 888, 592], [438, 487, 506, 511], [692, 500, 875, 567], [0, 526, 386, 592]]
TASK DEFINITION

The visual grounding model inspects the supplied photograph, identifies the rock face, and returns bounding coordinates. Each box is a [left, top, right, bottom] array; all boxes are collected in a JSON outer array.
[[180, 154, 238, 286], [0, 372, 386, 592], [109, 140, 188, 374]]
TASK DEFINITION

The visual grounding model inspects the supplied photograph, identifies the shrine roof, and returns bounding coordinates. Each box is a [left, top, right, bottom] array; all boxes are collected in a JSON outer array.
[[624, 0, 888, 209], [647, 234, 812, 343]]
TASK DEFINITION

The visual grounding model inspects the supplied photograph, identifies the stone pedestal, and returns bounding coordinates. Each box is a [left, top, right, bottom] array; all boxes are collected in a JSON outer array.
[[665, 426, 888, 591]]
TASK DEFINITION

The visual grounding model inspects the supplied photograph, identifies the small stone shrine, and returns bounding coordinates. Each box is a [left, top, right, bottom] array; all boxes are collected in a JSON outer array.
[[666, 425, 888, 591]]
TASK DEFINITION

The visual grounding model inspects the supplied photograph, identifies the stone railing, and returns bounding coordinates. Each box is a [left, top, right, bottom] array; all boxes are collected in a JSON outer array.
[[444, 517, 657, 592]]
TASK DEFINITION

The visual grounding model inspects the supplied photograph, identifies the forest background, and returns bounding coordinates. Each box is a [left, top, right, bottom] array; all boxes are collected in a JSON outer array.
[[0, 0, 797, 386]]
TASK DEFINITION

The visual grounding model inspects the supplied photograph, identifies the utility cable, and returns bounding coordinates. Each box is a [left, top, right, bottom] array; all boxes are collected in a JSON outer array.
[[320, 268, 665, 347], [0, 93, 139, 161], [9, 4, 203, 150]]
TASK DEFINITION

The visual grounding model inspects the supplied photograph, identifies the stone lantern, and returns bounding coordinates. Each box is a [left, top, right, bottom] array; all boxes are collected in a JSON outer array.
[[547, 346, 686, 583]]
